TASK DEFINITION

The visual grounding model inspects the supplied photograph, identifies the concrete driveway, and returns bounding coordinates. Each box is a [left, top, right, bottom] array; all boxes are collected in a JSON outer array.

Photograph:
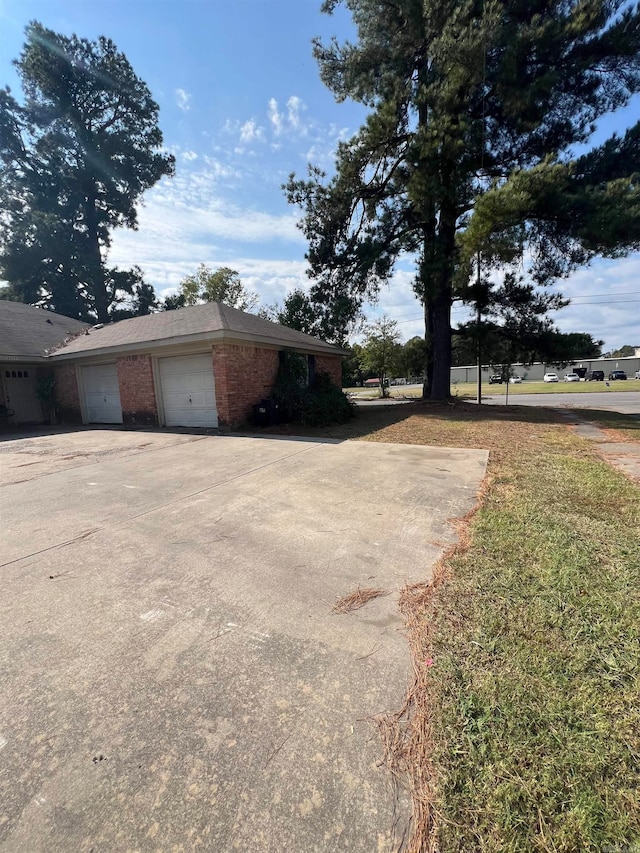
[[0, 429, 487, 852]]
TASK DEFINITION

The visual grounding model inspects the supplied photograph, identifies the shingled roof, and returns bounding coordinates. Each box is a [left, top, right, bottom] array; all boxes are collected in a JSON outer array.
[[0, 302, 89, 361], [49, 302, 344, 359]]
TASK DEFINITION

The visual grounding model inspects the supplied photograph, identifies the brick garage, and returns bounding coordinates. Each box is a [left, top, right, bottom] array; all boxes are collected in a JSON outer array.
[[49, 303, 344, 429], [53, 363, 83, 424], [212, 343, 281, 427], [117, 355, 158, 426]]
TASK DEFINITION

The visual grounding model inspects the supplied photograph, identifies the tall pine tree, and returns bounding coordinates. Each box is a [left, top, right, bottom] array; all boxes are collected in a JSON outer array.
[[0, 22, 174, 322], [286, 0, 640, 399]]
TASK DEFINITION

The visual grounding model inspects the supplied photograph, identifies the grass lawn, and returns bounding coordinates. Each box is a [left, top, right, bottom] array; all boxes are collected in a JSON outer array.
[[345, 380, 640, 399], [267, 401, 640, 852]]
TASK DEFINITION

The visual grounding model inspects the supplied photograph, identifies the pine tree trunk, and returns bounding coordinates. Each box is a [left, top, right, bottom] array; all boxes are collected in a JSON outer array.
[[422, 299, 433, 399], [84, 189, 109, 324], [422, 205, 455, 401], [429, 283, 452, 400]]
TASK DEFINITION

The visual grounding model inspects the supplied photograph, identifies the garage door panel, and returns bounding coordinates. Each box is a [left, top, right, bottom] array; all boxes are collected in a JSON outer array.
[[83, 364, 122, 424], [160, 355, 217, 428]]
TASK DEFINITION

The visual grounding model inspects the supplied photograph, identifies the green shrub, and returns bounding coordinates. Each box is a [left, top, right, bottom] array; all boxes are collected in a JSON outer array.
[[272, 353, 355, 427], [272, 351, 308, 422], [300, 372, 355, 427]]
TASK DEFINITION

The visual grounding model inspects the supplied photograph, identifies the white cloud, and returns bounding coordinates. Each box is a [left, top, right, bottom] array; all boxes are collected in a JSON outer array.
[[268, 98, 283, 136], [267, 96, 309, 139], [181, 150, 198, 162], [550, 257, 640, 351], [175, 88, 192, 111], [239, 119, 264, 145], [108, 154, 307, 304], [287, 96, 307, 134]]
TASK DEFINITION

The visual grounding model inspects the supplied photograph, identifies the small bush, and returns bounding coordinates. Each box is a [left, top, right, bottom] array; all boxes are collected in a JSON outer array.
[[272, 351, 308, 422], [272, 353, 355, 427], [300, 372, 355, 426]]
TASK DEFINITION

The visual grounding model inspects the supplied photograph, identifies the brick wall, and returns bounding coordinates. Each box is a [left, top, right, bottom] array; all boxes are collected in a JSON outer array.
[[212, 343, 280, 427], [315, 354, 343, 388], [53, 364, 82, 423], [116, 354, 158, 426]]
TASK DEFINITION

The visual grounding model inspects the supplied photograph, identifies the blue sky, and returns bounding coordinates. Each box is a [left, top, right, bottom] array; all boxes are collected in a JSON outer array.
[[1, 0, 639, 350]]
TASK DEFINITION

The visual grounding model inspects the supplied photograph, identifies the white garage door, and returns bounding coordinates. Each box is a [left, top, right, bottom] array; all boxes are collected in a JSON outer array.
[[159, 354, 218, 428], [83, 364, 123, 424]]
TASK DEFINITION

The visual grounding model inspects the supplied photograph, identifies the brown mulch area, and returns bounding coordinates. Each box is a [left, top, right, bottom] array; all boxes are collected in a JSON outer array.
[[265, 398, 566, 454]]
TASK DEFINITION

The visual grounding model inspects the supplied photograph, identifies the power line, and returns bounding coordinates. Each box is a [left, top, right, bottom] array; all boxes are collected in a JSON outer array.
[[565, 290, 640, 299], [565, 298, 640, 305], [391, 297, 640, 323]]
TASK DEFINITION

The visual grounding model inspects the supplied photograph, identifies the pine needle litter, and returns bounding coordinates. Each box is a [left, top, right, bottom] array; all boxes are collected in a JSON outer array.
[[332, 586, 390, 613]]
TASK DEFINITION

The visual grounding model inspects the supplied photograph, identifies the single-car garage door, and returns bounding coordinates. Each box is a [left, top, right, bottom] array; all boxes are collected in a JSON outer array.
[[83, 364, 123, 424], [159, 354, 218, 428]]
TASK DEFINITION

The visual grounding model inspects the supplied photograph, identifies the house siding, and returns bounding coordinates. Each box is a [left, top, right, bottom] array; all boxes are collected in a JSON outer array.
[[117, 354, 158, 426], [213, 343, 280, 427], [315, 354, 342, 388], [53, 364, 83, 423]]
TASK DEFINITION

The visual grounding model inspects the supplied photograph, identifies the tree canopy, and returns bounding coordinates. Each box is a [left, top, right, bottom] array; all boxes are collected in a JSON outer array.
[[359, 315, 402, 396], [286, 0, 640, 399], [176, 265, 259, 312], [259, 288, 323, 336], [0, 22, 174, 322], [604, 344, 638, 358]]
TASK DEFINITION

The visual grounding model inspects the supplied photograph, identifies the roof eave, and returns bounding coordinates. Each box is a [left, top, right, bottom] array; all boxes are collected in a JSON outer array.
[[48, 328, 345, 361], [0, 353, 49, 363]]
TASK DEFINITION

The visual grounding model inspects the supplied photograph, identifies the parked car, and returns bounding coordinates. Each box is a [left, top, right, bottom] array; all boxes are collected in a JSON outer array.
[[635, 370, 640, 380], [587, 370, 605, 381], [488, 374, 503, 384], [543, 373, 559, 382], [608, 370, 627, 380], [509, 376, 522, 384], [564, 373, 580, 382]]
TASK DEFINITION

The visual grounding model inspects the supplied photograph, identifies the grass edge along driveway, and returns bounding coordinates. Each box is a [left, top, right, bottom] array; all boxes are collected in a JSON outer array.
[[275, 403, 640, 853]]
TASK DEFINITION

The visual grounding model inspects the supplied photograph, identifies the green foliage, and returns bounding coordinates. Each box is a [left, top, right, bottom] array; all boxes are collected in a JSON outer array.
[[300, 372, 355, 426], [604, 344, 637, 358], [109, 276, 159, 321], [179, 265, 259, 312], [359, 315, 401, 396], [272, 351, 309, 422], [260, 288, 322, 335], [261, 287, 363, 345], [400, 336, 428, 381], [286, 0, 640, 400], [162, 292, 186, 311], [341, 343, 365, 386], [35, 374, 56, 404], [272, 352, 354, 426], [0, 22, 175, 322]]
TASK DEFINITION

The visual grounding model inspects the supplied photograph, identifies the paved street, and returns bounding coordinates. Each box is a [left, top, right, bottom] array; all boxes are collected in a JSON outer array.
[[0, 428, 487, 852], [480, 390, 640, 415]]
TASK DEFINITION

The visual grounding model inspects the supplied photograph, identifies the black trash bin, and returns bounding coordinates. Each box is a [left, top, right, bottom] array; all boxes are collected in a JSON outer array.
[[253, 401, 269, 427], [253, 398, 279, 427], [262, 397, 280, 426]]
